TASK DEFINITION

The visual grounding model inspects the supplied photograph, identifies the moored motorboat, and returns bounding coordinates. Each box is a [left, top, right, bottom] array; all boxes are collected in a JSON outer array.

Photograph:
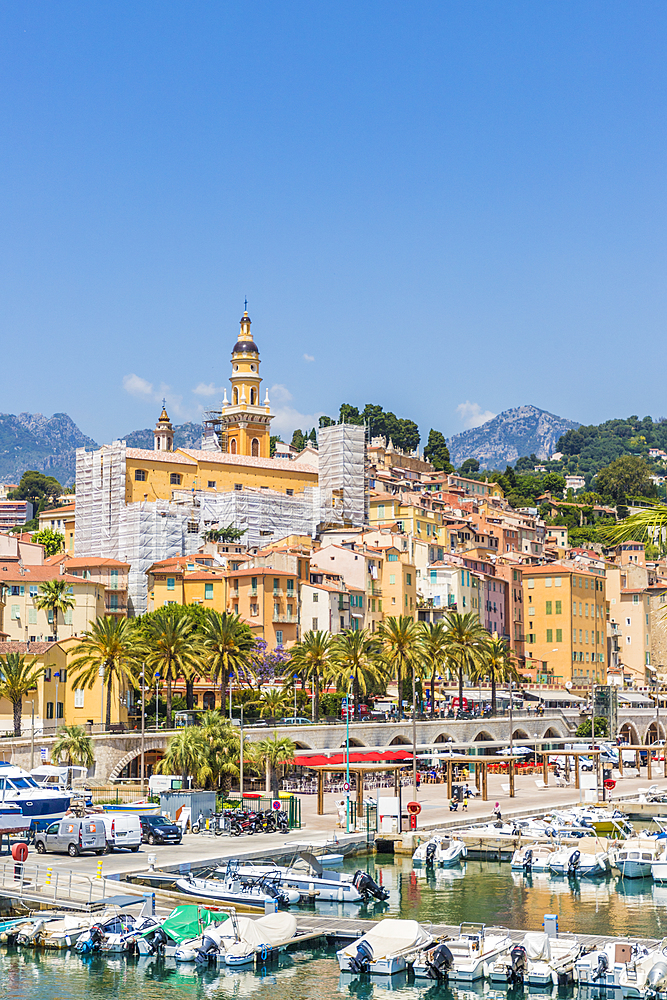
[[137, 904, 230, 958], [412, 836, 467, 868], [511, 844, 557, 874], [175, 871, 299, 908], [489, 931, 580, 986], [337, 918, 433, 975], [548, 842, 610, 878], [412, 923, 511, 981], [577, 939, 651, 989], [613, 840, 663, 879], [0, 763, 70, 829], [223, 857, 388, 903], [618, 938, 667, 997]]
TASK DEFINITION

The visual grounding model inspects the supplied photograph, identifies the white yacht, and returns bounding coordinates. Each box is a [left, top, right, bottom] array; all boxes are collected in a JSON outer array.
[[337, 918, 433, 976], [412, 924, 511, 982], [175, 871, 300, 908], [0, 763, 70, 829]]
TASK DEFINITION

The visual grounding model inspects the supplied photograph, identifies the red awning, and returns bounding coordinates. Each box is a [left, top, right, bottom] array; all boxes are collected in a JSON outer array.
[[293, 749, 413, 768]]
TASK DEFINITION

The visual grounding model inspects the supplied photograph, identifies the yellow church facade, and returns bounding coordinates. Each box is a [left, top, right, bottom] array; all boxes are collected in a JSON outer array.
[[124, 309, 318, 502]]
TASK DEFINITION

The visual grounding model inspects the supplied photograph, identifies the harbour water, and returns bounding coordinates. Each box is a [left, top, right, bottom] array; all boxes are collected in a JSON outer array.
[[4, 853, 667, 999]]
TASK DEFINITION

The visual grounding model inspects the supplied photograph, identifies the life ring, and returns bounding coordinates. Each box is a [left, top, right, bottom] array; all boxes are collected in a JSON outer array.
[[407, 801, 422, 815], [12, 843, 28, 863], [604, 779, 616, 790]]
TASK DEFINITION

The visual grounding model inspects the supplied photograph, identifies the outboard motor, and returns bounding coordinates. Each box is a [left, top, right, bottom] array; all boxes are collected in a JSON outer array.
[[592, 952, 609, 982], [195, 931, 221, 964], [522, 849, 533, 873], [149, 926, 169, 957], [567, 850, 581, 875], [507, 944, 527, 985], [352, 870, 390, 902], [425, 842, 438, 867], [77, 924, 104, 954], [646, 962, 667, 998], [425, 943, 453, 981], [349, 939, 374, 973]]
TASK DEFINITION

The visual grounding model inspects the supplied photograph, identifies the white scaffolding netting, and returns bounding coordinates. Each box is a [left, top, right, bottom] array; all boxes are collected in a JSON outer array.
[[118, 501, 192, 615], [74, 441, 126, 559], [318, 423, 367, 526], [194, 486, 319, 549]]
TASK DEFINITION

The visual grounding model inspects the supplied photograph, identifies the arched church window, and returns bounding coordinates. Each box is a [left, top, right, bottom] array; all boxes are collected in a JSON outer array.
[[251, 438, 259, 457], [250, 388, 256, 405], [230, 438, 237, 454], [233, 388, 239, 405]]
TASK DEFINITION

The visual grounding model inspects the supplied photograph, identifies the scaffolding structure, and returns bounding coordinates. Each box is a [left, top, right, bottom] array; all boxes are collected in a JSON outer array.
[[318, 423, 367, 526], [196, 486, 319, 549], [118, 501, 193, 615], [201, 406, 227, 452], [74, 441, 126, 559]]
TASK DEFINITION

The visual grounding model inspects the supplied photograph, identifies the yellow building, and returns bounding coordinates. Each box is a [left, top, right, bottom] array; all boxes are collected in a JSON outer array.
[[0, 637, 129, 737], [522, 565, 607, 686], [39, 502, 76, 552], [1, 565, 106, 643], [375, 542, 417, 617], [147, 555, 228, 613], [227, 567, 299, 648], [369, 495, 445, 547], [220, 309, 273, 457]]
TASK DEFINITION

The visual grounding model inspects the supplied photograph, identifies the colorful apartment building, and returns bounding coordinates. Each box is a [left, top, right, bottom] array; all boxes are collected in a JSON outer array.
[[0, 566, 106, 643], [39, 503, 76, 552], [46, 555, 130, 616], [522, 565, 607, 687]]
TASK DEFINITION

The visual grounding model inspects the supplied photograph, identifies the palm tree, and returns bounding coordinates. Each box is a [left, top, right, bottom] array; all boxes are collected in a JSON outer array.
[[35, 579, 76, 640], [202, 611, 256, 716], [52, 724, 94, 768], [329, 629, 385, 719], [143, 613, 204, 728], [253, 734, 296, 797], [418, 621, 448, 717], [472, 636, 518, 716], [443, 611, 489, 713], [158, 727, 209, 787], [378, 616, 421, 719], [0, 651, 43, 736], [69, 617, 141, 730], [286, 630, 334, 721], [199, 710, 241, 790], [252, 686, 291, 720]]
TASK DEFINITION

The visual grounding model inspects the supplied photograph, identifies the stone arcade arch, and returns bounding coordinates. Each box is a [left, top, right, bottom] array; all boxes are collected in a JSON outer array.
[[389, 735, 412, 746], [109, 738, 165, 781], [620, 722, 640, 744], [472, 730, 495, 755], [339, 737, 366, 748], [435, 733, 455, 743], [512, 728, 529, 741], [645, 721, 664, 744]]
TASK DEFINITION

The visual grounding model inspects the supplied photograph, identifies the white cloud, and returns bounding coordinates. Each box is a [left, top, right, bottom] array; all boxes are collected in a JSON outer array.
[[456, 401, 496, 430], [303, 353, 315, 363], [122, 373, 154, 398], [268, 384, 322, 439], [193, 382, 225, 397]]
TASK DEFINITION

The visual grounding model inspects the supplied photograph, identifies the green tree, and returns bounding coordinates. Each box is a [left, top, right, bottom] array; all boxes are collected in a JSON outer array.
[[158, 727, 209, 787], [418, 621, 448, 717], [339, 404, 363, 424], [270, 435, 279, 456], [143, 613, 204, 728], [35, 579, 76, 640], [31, 528, 65, 556], [202, 611, 256, 718], [69, 617, 142, 730], [459, 458, 480, 475], [198, 710, 241, 790], [203, 524, 246, 543], [318, 415, 335, 428], [472, 636, 518, 716], [252, 734, 296, 797], [308, 428, 318, 447], [52, 724, 94, 767], [287, 630, 335, 721], [0, 651, 43, 736], [291, 428, 306, 451], [252, 686, 291, 719], [330, 629, 385, 719], [443, 611, 489, 710], [9, 471, 62, 504], [541, 473, 566, 498], [575, 716, 609, 739], [595, 456, 657, 507], [424, 430, 454, 472], [378, 615, 421, 719]]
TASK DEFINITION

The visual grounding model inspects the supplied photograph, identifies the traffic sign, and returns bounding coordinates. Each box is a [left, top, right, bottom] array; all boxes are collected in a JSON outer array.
[[343, 781, 350, 792], [272, 800, 281, 811], [341, 697, 348, 708]]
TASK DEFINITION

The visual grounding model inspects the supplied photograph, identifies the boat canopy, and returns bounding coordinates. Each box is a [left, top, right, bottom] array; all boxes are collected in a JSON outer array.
[[154, 905, 228, 943]]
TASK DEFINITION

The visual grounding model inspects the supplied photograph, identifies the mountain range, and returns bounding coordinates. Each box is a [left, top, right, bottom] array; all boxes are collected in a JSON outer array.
[[0, 404, 580, 484], [446, 405, 580, 470]]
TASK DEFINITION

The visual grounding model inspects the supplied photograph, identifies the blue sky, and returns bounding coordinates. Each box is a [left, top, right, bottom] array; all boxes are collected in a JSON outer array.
[[0, 3, 665, 446]]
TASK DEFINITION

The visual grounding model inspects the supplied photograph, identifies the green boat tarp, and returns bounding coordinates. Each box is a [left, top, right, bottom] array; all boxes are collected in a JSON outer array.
[[144, 905, 229, 944]]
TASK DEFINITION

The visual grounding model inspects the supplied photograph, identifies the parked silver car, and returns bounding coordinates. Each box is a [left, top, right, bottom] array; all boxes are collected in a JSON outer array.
[[35, 817, 106, 857]]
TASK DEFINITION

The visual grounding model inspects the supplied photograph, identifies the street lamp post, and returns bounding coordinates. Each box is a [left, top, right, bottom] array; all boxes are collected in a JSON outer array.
[[346, 674, 353, 834], [98, 665, 105, 731], [140, 663, 146, 797], [240, 704, 244, 808], [29, 699, 35, 769], [412, 660, 418, 799], [509, 678, 514, 757], [534, 732, 539, 769], [54, 672, 60, 731], [155, 672, 160, 730]]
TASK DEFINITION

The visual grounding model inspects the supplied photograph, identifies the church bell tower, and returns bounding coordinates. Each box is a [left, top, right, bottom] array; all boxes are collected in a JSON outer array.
[[219, 307, 273, 457]]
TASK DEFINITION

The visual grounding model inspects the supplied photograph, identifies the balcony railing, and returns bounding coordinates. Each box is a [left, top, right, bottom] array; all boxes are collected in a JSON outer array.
[[273, 614, 296, 623]]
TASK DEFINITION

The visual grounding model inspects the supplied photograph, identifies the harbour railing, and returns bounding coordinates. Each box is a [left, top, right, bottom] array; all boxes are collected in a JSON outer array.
[[0, 859, 111, 907]]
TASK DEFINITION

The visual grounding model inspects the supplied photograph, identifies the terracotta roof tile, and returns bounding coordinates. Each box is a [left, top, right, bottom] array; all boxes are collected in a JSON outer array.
[[126, 448, 197, 466], [179, 448, 317, 475]]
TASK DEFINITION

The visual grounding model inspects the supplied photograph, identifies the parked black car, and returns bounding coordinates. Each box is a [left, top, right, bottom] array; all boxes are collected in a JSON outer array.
[[139, 813, 182, 845]]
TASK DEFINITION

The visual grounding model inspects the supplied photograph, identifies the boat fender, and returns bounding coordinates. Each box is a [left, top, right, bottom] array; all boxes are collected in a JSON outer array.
[[568, 850, 581, 874], [425, 943, 453, 981], [592, 952, 609, 982], [349, 939, 374, 974], [425, 842, 437, 867], [523, 849, 533, 872], [261, 944, 268, 961]]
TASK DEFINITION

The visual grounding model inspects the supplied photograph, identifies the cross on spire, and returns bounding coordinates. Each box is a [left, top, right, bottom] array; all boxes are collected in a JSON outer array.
[[244, 297, 248, 311]]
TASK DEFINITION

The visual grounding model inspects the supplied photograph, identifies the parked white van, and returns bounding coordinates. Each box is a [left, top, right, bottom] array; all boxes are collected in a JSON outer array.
[[101, 813, 142, 852]]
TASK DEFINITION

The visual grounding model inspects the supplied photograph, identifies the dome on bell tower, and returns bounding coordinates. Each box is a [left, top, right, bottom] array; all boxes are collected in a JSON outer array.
[[233, 310, 259, 355]]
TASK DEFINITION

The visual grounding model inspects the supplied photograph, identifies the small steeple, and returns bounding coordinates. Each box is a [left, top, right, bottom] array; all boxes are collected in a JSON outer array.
[[154, 399, 174, 452]]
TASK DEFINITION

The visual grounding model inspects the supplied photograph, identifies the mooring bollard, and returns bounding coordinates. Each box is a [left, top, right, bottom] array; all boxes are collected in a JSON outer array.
[[45, 867, 52, 886], [96, 858, 104, 880]]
